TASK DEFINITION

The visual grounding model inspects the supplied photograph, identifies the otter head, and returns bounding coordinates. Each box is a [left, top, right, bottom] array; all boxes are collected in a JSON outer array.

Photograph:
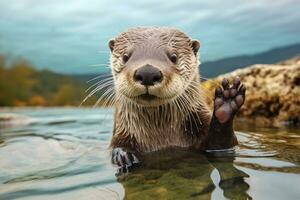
[[109, 27, 200, 107]]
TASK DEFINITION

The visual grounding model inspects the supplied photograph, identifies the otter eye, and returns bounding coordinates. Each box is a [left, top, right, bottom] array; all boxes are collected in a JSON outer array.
[[169, 53, 177, 64], [122, 53, 130, 63]]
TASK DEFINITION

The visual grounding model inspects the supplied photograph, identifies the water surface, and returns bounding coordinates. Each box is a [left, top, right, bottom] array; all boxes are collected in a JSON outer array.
[[0, 108, 299, 200]]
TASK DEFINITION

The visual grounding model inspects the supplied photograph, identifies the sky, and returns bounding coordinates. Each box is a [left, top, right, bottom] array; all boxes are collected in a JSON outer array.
[[0, 0, 300, 74]]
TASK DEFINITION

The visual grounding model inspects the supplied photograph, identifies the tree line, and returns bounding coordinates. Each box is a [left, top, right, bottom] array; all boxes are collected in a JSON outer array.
[[0, 55, 98, 107]]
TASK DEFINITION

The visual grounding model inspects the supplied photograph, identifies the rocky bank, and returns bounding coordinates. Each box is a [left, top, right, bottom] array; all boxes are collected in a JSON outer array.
[[202, 56, 300, 127]]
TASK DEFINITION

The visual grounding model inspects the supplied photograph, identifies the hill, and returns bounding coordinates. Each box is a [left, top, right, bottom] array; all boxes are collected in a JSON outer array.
[[200, 43, 300, 77], [0, 56, 97, 107]]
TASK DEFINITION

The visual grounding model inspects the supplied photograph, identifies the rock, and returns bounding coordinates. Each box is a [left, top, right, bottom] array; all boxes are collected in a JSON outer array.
[[0, 113, 33, 128], [201, 56, 300, 127]]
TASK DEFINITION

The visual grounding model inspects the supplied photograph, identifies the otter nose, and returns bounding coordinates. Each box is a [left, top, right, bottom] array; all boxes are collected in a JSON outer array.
[[134, 65, 163, 86]]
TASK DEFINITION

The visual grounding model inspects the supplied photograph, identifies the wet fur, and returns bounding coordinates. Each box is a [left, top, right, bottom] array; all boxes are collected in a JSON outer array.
[[107, 27, 241, 155], [110, 80, 212, 152], [109, 27, 211, 152]]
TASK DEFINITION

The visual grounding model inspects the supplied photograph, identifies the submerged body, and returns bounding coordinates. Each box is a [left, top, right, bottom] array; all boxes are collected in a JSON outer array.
[[107, 27, 246, 170]]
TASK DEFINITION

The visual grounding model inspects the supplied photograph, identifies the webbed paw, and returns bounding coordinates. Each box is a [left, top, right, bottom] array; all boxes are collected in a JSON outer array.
[[214, 77, 246, 124]]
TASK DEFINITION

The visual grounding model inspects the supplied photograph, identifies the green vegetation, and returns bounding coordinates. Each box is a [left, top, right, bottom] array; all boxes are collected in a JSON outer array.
[[0, 55, 97, 107]]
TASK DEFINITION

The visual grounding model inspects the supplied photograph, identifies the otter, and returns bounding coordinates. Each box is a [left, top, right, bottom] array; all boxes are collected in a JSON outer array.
[[107, 27, 246, 171]]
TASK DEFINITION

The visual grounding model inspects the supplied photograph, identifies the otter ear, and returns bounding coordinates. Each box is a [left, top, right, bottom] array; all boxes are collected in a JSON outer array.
[[108, 39, 115, 52], [191, 40, 200, 55]]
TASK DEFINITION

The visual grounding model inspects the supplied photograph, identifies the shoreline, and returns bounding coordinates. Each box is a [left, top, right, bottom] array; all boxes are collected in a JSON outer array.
[[0, 106, 112, 111]]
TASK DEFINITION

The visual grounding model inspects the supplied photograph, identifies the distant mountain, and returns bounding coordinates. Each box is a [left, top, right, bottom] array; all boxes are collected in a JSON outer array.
[[200, 43, 300, 78], [73, 43, 300, 80]]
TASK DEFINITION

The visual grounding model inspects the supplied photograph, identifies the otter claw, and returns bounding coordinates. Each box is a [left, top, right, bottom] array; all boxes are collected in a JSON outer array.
[[111, 148, 140, 175]]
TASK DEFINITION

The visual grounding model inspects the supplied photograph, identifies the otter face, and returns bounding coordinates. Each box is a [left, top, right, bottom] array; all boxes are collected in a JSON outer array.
[[109, 27, 200, 107]]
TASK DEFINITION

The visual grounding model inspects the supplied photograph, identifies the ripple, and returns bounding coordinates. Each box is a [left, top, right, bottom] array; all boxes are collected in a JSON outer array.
[[0, 113, 34, 128], [47, 120, 77, 125], [0, 179, 118, 200], [0, 108, 299, 200]]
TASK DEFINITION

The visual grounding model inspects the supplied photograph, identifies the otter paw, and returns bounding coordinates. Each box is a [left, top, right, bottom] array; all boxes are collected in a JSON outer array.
[[111, 148, 140, 175], [214, 77, 246, 124]]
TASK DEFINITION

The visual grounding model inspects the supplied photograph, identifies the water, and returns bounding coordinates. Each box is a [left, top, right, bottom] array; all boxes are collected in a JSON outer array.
[[0, 108, 299, 200]]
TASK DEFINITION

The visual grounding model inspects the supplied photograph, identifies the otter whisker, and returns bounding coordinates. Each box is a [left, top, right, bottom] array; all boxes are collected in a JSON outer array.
[[188, 93, 205, 131], [96, 84, 115, 100], [89, 63, 110, 68], [86, 76, 113, 92], [80, 85, 113, 106], [176, 94, 193, 132], [90, 78, 114, 92], [94, 87, 116, 107], [187, 87, 202, 101], [105, 91, 117, 106], [86, 75, 113, 87], [81, 80, 114, 105], [86, 80, 112, 94], [176, 83, 204, 134], [189, 80, 210, 100], [173, 93, 187, 115], [86, 73, 113, 83], [172, 98, 185, 124], [85, 81, 114, 101], [182, 97, 199, 134], [178, 98, 192, 133]]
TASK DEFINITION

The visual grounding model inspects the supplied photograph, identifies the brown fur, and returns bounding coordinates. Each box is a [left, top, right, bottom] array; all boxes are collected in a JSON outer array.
[[108, 27, 212, 152]]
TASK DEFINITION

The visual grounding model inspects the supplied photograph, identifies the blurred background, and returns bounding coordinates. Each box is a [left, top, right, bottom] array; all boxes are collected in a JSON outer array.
[[0, 0, 300, 107]]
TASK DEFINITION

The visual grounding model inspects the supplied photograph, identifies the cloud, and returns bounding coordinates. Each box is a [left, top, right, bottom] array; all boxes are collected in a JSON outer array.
[[0, 0, 299, 73]]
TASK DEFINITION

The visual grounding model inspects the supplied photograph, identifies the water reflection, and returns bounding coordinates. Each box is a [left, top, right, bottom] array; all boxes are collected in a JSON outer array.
[[117, 149, 251, 199], [117, 124, 300, 199]]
